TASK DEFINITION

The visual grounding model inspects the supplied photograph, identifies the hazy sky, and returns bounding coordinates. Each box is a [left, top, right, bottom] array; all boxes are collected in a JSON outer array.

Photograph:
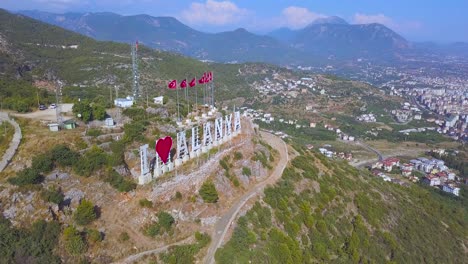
[[1, 0, 466, 42]]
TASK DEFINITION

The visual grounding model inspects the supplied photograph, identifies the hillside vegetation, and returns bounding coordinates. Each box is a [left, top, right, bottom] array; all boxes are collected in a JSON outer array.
[[0, 9, 263, 111], [216, 149, 467, 263]]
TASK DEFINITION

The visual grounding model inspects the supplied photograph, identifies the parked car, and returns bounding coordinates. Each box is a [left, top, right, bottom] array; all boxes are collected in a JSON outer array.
[[39, 104, 46, 110], [49, 103, 57, 109]]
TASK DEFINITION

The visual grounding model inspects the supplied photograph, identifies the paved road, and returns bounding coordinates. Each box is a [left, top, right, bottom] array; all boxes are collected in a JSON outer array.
[[356, 140, 384, 161], [0, 112, 22, 173], [203, 131, 289, 264]]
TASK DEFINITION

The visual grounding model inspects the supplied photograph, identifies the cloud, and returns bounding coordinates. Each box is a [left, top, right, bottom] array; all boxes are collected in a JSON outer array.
[[280, 6, 326, 29], [31, 0, 86, 11], [353, 13, 422, 33], [180, 0, 250, 26], [353, 13, 392, 25]]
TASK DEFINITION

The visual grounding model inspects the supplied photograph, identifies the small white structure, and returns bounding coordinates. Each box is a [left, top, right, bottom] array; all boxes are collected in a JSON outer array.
[[114, 96, 134, 108], [153, 96, 164, 105], [105, 118, 114, 127], [48, 123, 60, 132], [442, 184, 460, 196]]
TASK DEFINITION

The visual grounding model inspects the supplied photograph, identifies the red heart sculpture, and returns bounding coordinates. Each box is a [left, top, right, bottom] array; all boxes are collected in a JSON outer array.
[[156, 136, 173, 163]]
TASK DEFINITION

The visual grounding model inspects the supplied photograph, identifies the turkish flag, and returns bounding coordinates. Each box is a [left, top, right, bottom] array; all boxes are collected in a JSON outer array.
[[180, 79, 187, 88], [189, 78, 197, 87], [203, 72, 209, 83], [208, 71, 213, 82], [168, 80, 177, 89], [198, 75, 205, 84]]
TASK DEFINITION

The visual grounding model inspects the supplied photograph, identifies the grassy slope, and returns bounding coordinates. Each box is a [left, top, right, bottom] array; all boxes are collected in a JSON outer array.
[[0, 9, 259, 107], [216, 149, 467, 263]]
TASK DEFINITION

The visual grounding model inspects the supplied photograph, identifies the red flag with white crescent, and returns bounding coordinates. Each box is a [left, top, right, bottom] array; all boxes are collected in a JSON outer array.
[[198, 75, 205, 84], [180, 79, 187, 88], [208, 71, 213, 82], [189, 78, 197, 87], [168, 80, 177, 89]]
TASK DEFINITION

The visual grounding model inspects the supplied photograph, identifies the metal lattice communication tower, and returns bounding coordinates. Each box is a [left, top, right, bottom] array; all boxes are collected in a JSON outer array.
[[131, 41, 140, 99], [55, 80, 63, 127]]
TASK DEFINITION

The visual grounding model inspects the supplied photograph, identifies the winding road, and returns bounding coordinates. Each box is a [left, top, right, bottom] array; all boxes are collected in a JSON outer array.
[[113, 128, 289, 264], [0, 112, 22, 173], [203, 131, 289, 264]]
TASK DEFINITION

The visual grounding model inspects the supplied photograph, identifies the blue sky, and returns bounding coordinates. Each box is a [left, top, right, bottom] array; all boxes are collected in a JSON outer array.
[[1, 0, 466, 42]]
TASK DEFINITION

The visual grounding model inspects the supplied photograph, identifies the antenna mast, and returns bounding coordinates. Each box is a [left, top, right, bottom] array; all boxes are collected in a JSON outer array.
[[132, 41, 140, 100], [55, 80, 64, 127]]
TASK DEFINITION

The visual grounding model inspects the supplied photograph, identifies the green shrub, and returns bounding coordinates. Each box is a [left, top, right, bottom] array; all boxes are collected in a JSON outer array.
[[145, 223, 161, 237], [119, 232, 130, 242], [86, 128, 102, 137], [234, 152, 243, 160], [242, 167, 252, 177], [145, 211, 175, 237], [41, 187, 64, 205], [49, 145, 80, 167], [91, 104, 106, 120], [108, 140, 126, 166], [31, 153, 54, 173], [8, 168, 43, 186], [122, 108, 146, 121], [63, 226, 87, 255], [86, 228, 102, 243], [195, 232, 211, 247], [73, 146, 108, 176], [158, 211, 175, 231], [219, 158, 230, 171], [0, 217, 61, 263], [199, 181, 219, 203], [102, 169, 136, 192], [123, 121, 147, 142], [139, 199, 153, 208], [74, 199, 97, 225]]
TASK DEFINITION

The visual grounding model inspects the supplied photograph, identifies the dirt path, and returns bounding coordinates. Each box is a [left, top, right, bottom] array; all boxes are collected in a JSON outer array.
[[11, 104, 74, 122], [114, 236, 194, 264], [203, 130, 289, 264], [0, 112, 22, 173]]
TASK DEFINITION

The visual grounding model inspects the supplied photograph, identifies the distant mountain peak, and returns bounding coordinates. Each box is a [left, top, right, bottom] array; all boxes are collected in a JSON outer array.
[[234, 28, 249, 33], [308, 16, 348, 26]]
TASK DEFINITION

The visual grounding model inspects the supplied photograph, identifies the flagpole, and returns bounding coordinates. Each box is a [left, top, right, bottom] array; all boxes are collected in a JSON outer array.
[[176, 85, 180, 122], [212, 72, 214, 108], [185, 79, 190, 116], [203, 81, 206, 107]]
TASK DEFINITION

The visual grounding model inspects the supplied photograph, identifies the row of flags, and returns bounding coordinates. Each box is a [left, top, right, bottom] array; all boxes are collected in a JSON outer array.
[[168, 71, 213, 90]]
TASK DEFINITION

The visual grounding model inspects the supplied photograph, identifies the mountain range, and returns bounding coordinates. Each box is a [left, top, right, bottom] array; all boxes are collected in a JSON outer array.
[[17, 10, 416, 64], [14, 10, 468, 66]]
